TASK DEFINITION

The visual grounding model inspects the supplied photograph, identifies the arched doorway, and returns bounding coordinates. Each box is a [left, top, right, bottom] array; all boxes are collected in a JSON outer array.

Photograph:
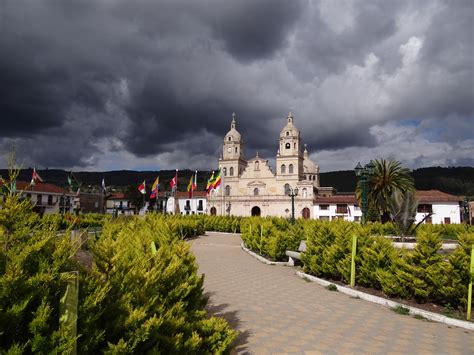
[[302, 207, 310, 220], [251, 206, 261, 216], [210, 207, 217, 216]]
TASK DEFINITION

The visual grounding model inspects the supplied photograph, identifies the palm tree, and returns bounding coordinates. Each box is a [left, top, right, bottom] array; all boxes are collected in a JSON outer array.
[[356, 159, 414, 222]]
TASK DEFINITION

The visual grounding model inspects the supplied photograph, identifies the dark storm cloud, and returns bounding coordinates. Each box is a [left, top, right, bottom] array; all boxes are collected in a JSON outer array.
[[0, 0, 472, 171], [204, 0, 304, 62]]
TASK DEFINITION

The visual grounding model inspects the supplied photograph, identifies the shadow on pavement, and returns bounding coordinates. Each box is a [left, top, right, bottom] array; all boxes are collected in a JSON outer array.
[[204, 292, 250, 354]]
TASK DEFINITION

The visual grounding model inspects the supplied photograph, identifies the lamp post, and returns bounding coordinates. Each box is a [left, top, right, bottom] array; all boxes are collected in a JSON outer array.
[[164, 192, 170, 214], [463, 196, 470, 226], [288, 186, 299, 223], [354, 160, 375, 225]]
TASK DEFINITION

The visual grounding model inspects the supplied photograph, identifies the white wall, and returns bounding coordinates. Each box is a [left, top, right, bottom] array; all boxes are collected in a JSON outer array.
[[416, 203, 461, 224], [313, 204, 362, 222], [177, 197, 207, 215]]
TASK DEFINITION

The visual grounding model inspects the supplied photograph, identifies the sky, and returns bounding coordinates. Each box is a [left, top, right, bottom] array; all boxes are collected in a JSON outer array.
[[0, 0, 473, 172]]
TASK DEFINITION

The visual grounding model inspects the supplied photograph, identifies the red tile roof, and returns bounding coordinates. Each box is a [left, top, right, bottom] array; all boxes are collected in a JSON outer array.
[[1, 181, 70, 194], [314, 195, 358, 204], [107, 193, 128, 200], [416, 190, 461, 203]]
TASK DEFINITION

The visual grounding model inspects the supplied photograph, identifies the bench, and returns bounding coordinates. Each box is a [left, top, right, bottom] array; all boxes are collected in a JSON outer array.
[[285, 240, 306, 266]]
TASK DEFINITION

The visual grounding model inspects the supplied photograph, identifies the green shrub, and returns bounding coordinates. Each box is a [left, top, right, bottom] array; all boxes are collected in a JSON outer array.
[[78, 216, 236, 353], [0, 195, 78, 353], [447, 232, 474, 308], [1, 198, 236, 353]]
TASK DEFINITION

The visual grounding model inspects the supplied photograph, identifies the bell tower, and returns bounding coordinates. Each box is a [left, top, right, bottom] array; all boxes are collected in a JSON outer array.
[[276, 112, 304, 181], [219, 113, 247, 178]]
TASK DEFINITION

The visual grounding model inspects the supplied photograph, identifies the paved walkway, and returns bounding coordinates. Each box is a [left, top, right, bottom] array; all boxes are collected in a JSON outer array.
[[190, 232, 474, 354]]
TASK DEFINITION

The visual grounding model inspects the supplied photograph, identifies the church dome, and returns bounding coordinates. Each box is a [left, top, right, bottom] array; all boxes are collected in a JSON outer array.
[[303, 145, 318, 174], [224, 113, 242, 142], [279, 112, 300, 138]]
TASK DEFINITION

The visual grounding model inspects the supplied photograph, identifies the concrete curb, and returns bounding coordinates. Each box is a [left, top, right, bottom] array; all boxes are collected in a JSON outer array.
[[241, 242, 289, 266], [205, 231, 240, 235], [296, 271, 474, 331]]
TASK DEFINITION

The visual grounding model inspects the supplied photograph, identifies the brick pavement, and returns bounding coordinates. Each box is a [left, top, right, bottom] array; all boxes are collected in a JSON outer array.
[[190, 232, 474, 354]]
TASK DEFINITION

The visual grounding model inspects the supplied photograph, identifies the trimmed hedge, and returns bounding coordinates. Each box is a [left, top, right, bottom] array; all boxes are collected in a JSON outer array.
[[1, 197, 236, 353]]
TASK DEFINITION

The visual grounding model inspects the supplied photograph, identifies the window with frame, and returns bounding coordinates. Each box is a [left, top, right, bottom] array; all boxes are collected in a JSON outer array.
[[198, 200, 203, 211], [281, 164, 286, 174], [253, 188, 259, 196], [225, 185, 231, 196], [302, 188, 307, 198], [289, 164, 294, 174], [229, 167, 234, 176], [223, 167, 227, 176], [255, 161, 259, 170], [47, 195, 53, 205], [417, 204, 433, 213], [336, 204, 348, 214], [444, 217, 451, 224], [185, 200, 191, 210], [284, 183, 290, 195], [319, 216, 330, 221], [319, 204, 329, 210]]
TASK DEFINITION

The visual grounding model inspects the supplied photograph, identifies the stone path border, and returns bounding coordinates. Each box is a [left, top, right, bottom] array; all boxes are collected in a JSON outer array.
[[240, 242, 288, 266], [297, 271, 474, 331], [242, 242, 474, 331]]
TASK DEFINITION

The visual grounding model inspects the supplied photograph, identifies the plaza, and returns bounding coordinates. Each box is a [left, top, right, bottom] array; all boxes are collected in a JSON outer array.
[[191, 232, 474, 354]]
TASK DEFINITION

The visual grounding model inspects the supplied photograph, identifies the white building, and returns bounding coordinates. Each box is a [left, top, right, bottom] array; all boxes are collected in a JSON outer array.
[[105, 193, 135, 215], [313, 190, 462, 224], [6, 181, 77, 214], [415, 190, 461, 224], [157, 191, 207, 215], [313, 194, 362, 222]]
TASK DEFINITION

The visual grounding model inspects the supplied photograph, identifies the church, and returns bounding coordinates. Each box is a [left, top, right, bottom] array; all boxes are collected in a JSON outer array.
[[207, 112, 322, 219]]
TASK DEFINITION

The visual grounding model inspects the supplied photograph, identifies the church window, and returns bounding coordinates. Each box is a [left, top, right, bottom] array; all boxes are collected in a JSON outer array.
[[284, 184, 290, 195], [228, 137, 231, 141], [286, 131, 289, 136], [285, 143, 290, 149], [302, 188, 307, 198], [225, 185, 231, 196], [289, 164, 294, 174], [255, 161, 259, 170], [281, 164, 286, 174], [223, 167, 227, 176], [253, 188, 259, 196], [230, 167, 234, 176], [294, 142, 296, 149], [235, 147, 238, 153]]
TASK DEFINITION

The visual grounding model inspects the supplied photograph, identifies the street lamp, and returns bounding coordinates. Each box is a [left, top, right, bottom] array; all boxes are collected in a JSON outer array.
[[463, 197, 470, 225], [288, 186, 299, 223], [354, 160, 375, 225]]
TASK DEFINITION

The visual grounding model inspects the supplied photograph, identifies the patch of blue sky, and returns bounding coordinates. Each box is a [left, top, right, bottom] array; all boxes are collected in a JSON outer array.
[[398, 119, 420, 127]]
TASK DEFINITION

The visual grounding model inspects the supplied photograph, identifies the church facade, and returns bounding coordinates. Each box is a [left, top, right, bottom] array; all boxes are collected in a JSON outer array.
[[207, 113, 320, 219]]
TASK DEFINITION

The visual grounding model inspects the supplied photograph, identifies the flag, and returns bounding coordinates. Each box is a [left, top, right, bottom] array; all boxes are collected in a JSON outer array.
[[150, 177, 159, 199], [101, 178, 106, 192], [170, 169, 178, 191], [68, 172, 80, 192], [206, 171, 215, 194], [138, 180, 146, 195], [187, 171, 197, 198], [212, 169, 222, 191], [31, 166, 43, 185]]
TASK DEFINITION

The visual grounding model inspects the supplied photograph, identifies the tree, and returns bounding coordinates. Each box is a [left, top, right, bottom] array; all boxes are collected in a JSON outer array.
[[357, 159, 414, 222], [387, 189, 432, 241]]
